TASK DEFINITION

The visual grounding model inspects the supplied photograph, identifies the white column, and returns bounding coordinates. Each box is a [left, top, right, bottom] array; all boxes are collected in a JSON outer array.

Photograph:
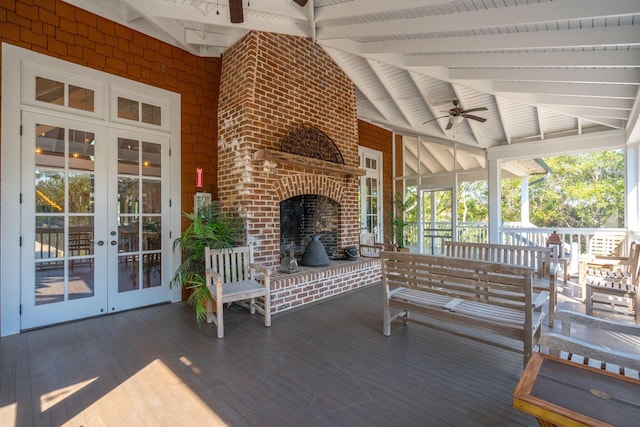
[[521, 177, 530, 226], [626, 143, 640, 239], [488, 158, 501, 243]]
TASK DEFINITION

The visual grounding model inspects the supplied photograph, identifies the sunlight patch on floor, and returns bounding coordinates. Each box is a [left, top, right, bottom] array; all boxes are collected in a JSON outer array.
[[40, 378, 98, 412]]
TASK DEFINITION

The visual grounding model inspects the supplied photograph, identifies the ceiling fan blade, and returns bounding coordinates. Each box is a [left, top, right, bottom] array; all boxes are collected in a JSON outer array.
[[292, 0, 309, 6], [463, 114, 487, 123], [461, 107, 488, 114], [229, 0, 243, 23], [445, 119, 454, 130], [422, 115, 448, 124]]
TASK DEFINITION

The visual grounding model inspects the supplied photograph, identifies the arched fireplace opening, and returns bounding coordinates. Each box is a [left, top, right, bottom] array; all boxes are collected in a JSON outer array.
[[280, 195, 338, 261]]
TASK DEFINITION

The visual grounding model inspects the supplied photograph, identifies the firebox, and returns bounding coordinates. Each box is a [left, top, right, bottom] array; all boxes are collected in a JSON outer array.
[[280, 195, 338, 260]]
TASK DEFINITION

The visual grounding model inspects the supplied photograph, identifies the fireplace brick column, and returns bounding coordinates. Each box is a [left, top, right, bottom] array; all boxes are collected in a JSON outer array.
[[217, 31, 360, 269]]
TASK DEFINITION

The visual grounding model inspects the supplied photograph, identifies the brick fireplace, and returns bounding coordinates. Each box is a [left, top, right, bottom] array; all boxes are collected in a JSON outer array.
[[216, 31, 380, 313]]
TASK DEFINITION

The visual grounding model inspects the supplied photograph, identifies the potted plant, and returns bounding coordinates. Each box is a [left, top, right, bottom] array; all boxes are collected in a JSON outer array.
[[171, 201, 242, 324], [390, 194, 411, 252]]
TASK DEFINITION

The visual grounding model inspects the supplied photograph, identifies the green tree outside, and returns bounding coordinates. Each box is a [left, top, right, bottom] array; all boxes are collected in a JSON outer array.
[[502, 150, 624, 228]]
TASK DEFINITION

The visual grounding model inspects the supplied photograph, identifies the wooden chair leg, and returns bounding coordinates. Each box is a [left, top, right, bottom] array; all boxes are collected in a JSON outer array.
[[586, 285, 593, 315], [216, 298, 224, 338]]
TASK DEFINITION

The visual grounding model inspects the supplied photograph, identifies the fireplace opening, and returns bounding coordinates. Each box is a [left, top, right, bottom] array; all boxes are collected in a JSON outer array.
[[280, 195, 338, 260]]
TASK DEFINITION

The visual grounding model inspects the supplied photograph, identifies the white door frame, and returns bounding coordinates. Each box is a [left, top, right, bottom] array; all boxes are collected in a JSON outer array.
[[1, 43, 182, 336]]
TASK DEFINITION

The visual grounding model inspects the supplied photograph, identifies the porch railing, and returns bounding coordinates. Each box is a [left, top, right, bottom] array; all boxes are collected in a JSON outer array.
[[405, 222, 632, 263]]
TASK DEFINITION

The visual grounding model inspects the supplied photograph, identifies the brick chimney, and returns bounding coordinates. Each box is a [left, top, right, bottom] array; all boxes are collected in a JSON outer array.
[[217, 31, 360, 269]]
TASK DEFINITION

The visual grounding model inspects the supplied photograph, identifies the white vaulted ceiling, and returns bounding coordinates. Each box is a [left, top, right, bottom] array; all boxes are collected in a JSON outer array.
[[64, 0, 640, 154]]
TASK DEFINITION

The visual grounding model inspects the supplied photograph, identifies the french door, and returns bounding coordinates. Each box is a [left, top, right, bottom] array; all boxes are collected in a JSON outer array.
[[359, 148, 382, 240], [21, 112, 169, 329], [420, 188, 453, 255]]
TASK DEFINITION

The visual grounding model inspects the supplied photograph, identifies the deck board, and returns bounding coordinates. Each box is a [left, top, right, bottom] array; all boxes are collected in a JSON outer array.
[[4, 280, 633, 426]]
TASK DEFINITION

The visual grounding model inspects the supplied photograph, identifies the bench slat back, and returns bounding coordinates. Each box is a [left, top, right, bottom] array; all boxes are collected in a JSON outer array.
[[381, 252, 534, 312], [443, 241, 555, 279]]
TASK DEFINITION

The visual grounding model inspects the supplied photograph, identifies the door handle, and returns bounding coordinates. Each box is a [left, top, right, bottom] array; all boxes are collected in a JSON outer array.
[[95, 240, 105, 246], [110, 240, 117, 246]]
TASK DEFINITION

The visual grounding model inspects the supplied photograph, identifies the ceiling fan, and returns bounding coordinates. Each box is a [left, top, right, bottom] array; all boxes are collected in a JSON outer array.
[[229, 0, 308, 24], [423, 100, 488, 130]]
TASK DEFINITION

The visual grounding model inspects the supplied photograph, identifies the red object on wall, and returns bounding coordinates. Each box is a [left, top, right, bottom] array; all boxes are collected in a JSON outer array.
[[195, 168, 204, 188]]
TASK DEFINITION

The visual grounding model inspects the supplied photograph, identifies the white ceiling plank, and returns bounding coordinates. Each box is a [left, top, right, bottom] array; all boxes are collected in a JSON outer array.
[[534, 107, 544, 141], [314, 0, 445, 22], [316, 0, 640, 40], [407, 72, 449, 135], [537, 96, 634, 110], [450, 68, 640, 85], [405, 50, 640, 68], [494, 82, 637, 99], [185, 29, 232, 47], [360, 25, 640, 55], [366, 59, 415, 128], [494, 97, 512, 145], [545, 106, 629, 120], [323, 49, 393, 123]]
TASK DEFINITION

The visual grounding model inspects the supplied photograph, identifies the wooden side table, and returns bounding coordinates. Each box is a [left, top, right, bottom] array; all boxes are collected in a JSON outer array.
[[513, 352, 640, 427]]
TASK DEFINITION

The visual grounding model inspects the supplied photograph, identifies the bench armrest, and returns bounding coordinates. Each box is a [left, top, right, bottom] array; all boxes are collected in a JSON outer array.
[[532, 291, 549, 310], [249, 263, 271, 278], [360, 243, 385, 250]]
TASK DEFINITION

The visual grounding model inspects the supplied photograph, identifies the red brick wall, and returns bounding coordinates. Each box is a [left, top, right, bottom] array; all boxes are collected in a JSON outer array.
[[0, 0, 221, 221], [217, 32, 359, 268]]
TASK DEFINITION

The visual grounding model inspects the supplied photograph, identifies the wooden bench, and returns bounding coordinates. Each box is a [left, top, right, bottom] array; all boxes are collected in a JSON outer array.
[[443, 241, 558, 326], [381, 251, 548, 366]]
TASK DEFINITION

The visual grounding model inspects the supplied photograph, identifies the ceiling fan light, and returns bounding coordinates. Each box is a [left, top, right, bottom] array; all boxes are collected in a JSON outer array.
[[451, 115, 464, 125]]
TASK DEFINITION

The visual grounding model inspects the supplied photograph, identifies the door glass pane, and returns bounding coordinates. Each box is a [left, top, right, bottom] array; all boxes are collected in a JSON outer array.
[[69, 129, 95, 171], [141, 103, 161, 126], [143, 253, 161, 288], [36, 125, 65, 168], [118, 254, 139, 293], [142, 141, 161, 177], [143, 217, 161, 250], [118, 138, 139, 174], [35, 216, 65, 261], [68, 172, 95, 213], [118, 97, 139, 121], [36, 77, 64, 105], [142, 180, 161, 213], [35, 262, 64, 305], [68, 216, 94, 300], [68, 85, 95, 112], [142, 213, 161, 290], [36, 170, 65, 213], [119, 177, 139, 214], [34, 216, 65, 306]]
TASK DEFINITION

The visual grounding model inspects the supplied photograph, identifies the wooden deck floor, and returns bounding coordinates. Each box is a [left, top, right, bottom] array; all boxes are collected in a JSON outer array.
[[0, 279, 637, 427]]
